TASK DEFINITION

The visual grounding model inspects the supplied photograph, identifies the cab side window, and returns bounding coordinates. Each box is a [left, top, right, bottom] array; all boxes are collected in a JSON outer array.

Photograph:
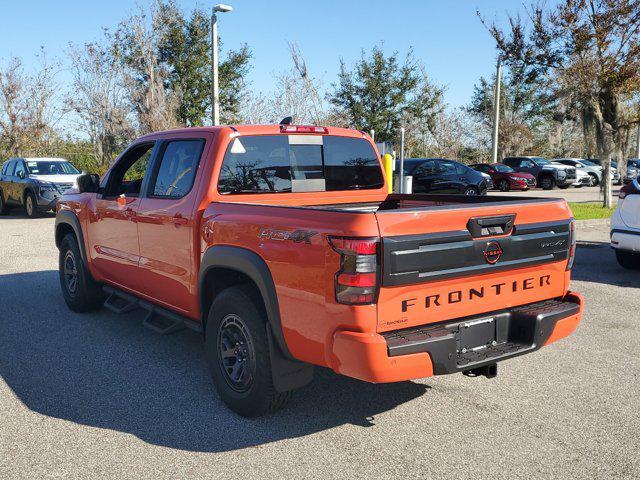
[[14, 161, 26, 178], [104, 143, 155, 197], [413, 160, 437, 176], [150, 139, 204, 198], [439, 161, 457, 175]]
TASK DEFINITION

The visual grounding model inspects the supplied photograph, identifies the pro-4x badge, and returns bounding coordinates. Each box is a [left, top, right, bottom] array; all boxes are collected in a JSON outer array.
[[483, 241, 503, 264], [258, 229, 318, 244]]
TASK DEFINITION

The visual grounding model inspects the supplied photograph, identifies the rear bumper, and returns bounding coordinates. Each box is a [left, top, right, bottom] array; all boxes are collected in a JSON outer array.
[[611, 229, 640, 253], [330, 292, 583, 383]]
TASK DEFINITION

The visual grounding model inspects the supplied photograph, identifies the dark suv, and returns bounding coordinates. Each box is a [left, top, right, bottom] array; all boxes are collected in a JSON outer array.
[[0, 157, 80, 217], [503, 156, 576, 190], [399, 158, 488, 195]]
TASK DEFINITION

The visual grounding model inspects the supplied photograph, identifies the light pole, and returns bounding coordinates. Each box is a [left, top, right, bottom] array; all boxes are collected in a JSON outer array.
[[211, 3, 233, 126], [491, 55, 502, 164]]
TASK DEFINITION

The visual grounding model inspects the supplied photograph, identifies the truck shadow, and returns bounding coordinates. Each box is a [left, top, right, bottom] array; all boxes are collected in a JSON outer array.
[[572, 241, 640, 288], [0, 270, 429, 453]]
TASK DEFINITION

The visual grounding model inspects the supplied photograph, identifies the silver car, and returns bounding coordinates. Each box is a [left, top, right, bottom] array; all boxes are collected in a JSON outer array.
[[554, 158, 606, 186]]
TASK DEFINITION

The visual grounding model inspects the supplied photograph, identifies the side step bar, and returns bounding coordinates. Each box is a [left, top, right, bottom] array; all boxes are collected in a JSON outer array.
[[103, 286, 203, 335]]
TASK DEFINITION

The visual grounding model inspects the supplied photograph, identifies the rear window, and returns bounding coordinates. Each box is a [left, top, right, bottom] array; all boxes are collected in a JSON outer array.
[[218, 135, 383, 194]]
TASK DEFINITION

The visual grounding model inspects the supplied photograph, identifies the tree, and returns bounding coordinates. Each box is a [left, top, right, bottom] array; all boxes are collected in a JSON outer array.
[[66, 33, 134, 170], [121, 1, 252, 127], [329, 45, 444, 143], [115, 4, 181, 134], [0, 51, 61, 157], [480, 0, 640, 207]]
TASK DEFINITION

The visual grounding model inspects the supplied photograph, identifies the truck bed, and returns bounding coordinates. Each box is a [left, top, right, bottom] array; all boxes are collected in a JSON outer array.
[[302, 194, 561, 213]]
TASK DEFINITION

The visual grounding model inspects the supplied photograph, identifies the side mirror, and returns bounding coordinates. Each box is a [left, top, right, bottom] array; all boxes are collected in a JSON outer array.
[[77, 173, 100, 193], [17, 170, 25, 179]]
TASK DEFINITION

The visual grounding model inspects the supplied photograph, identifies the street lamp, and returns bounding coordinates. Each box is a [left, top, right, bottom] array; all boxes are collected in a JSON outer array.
[[211, 3, 233, 126], [491, 55, 503, 164]]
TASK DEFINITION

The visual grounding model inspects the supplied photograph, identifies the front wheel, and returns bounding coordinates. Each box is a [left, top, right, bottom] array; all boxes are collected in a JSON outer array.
[[463, 186, 478, 196], [498, 179, 510, 192], [539, 176, 555, 190], [615, 250, 640, 270], [58, 234, 104, 312], [588, 173, 599, 186], [24, 191, 39, 218], [205, 285, 291, 417]]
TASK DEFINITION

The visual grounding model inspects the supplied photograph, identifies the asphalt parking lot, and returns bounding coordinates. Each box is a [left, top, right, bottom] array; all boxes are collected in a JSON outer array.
[[1, 213, 639, 479]]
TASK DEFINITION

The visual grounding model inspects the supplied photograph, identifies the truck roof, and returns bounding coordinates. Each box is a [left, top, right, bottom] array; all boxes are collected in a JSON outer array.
[[137, 124, 367, 140]]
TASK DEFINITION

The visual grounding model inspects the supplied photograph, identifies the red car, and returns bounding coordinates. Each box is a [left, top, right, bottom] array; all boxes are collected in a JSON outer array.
[[471, 163, 536, 191]]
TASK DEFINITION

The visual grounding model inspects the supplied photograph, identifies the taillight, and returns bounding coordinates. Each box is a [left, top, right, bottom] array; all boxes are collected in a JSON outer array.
[[328, 236, 379, 305], [280, 125, 329, 134], [619, 179, 640, 199], [567, 219, 576, 271]]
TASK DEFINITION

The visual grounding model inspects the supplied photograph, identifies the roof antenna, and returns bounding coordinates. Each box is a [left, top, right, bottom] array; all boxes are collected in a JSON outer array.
[[280, 116, 293, 125]]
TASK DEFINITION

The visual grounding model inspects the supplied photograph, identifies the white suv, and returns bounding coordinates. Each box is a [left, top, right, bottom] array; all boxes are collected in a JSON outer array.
[[611, 178, 640, 269]]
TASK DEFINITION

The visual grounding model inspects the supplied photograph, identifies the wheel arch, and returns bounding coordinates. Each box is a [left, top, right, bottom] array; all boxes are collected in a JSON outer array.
[[199, 245, 293, 359], [55, 210, 88, 263]]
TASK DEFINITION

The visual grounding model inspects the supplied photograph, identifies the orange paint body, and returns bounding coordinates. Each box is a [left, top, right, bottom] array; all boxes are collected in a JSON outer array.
[[58, 125, 583, 383]]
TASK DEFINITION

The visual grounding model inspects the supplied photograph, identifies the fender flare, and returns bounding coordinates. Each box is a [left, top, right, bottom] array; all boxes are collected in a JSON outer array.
[[55, 210, 88, 263], [199, 245, 293, 359]]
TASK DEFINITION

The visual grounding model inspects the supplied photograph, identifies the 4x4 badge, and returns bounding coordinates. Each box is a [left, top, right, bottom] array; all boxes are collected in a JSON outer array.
[[483, 242, 503, 264]]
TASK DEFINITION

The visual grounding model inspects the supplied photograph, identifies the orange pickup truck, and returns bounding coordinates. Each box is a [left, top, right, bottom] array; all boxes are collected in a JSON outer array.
[[55, 124, 583, 417]]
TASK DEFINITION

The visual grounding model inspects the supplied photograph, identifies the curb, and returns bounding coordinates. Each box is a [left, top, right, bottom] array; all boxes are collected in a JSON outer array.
[[575, 218, 610, 230]]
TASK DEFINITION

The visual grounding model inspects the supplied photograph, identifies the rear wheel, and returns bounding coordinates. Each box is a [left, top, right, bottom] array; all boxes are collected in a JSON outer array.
[[615, 250, 640, 270], [58, 234, 104, 312], [0, 190, 9, 215], [498, 179, 510, 192], [24, 191, 39, 218], [588, 173, 599, 186], [205, 285, 291, 417], [539, 176, 555, 190]]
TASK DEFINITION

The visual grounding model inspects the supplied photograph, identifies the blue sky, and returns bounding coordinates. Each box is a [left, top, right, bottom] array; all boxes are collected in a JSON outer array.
[[0, 0, 533, 109]]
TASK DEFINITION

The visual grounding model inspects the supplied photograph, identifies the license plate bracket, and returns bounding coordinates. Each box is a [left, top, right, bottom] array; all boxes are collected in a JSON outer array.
[[457, 317, 496, 352]]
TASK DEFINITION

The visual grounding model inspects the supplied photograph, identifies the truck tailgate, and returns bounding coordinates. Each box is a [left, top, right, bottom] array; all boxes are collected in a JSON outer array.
[[374, 199, 573, 332]]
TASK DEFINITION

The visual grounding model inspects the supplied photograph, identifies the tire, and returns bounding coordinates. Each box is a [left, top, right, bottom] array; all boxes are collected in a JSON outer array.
[[205, 285, 291, 417], [58, 233, 104, 312], [615, 250, 640, 270], [24, 190, 39, 218], [463, 186, 478, 196], [588, 173, 599, 186], [559, 184, 571, 189], [539, 175, 555, 190], [0, 190, 9, 215], [498, 179, 510, 192]]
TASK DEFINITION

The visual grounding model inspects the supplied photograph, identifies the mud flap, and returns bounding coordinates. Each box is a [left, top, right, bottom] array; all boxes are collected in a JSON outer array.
[[266, 324, 314, 392]]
